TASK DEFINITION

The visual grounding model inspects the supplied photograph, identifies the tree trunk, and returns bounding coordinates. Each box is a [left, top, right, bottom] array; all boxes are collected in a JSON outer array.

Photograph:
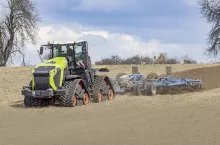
[[0, 54, 6, 66], [0, 62, 6, 67]]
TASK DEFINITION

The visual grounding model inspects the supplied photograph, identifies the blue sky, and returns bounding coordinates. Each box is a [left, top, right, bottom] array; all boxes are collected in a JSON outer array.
[[35, 0, 205, 42], [37, 0, 204, 42], [1, 0, 217, 65]]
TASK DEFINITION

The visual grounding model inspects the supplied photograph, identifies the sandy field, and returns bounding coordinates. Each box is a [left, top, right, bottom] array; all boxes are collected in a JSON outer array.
[[0, 64, 220, 145]]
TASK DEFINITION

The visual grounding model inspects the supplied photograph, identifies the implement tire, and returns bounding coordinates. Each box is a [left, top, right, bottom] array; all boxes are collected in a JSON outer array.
[[146, 84, 157, 96]]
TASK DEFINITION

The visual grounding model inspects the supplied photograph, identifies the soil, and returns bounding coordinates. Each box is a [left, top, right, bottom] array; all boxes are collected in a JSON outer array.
[[0, 64, 220, 145]]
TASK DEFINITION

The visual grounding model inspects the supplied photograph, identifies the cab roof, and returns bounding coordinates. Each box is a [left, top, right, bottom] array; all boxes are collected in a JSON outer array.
[[46, 40, 86, 45]]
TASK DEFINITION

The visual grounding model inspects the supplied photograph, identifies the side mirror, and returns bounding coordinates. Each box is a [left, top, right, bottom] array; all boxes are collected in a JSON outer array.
[[39, 46, 43, 55]]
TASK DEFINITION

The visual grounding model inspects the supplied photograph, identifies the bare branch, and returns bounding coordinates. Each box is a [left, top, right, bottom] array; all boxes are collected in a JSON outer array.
[[199, 0, 220, 56], [0, 0, 40, 66]]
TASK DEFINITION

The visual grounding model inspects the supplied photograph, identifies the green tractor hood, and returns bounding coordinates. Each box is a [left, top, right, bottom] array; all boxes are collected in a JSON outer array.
[[31, 57, 68, 91]]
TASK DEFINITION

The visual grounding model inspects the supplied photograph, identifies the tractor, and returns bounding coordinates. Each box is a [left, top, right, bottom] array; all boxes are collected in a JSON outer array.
[[21, 41, 115, 107]]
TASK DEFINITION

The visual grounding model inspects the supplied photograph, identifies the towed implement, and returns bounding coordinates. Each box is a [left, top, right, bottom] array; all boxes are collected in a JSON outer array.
[[109, 73, 146, 95], [140, 73, 204, 95], [21, 41, 115, 107]]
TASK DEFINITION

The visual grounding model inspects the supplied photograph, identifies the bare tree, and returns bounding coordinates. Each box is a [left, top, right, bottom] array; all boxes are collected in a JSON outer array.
[[199, 0, 220, 56], [166, 57, 180, 64], [183, 55, 197, 64], [0, 0, 40, 66], [157, 52, 168, 64]]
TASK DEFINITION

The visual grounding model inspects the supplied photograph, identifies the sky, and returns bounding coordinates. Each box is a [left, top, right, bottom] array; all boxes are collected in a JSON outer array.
[[1, 0, 219, 65]]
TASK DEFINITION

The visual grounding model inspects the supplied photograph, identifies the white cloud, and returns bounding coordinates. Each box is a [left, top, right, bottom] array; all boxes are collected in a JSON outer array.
[[18, 23, 215, 66], [0, 0, 6, 5], [182, 0, 198, 6], [72, 0, 141, 11]]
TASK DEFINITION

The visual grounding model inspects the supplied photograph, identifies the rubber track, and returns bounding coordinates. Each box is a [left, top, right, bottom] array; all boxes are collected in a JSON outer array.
[[24, 80, 38, 107], [92, 75, 107, 102], [24, 96, 37, 107], [59, 79, 81, 107]]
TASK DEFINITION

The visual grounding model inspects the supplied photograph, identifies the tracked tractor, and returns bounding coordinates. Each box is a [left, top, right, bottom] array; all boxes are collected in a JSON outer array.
[[21, 41, 115, 107]]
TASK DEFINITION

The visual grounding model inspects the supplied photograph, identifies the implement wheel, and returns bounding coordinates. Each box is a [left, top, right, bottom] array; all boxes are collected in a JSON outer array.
[[146, 84, 157, 96]]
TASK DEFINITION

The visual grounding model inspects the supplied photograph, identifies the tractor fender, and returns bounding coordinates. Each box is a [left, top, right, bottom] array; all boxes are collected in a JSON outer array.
[[65, 75, 81, 80]]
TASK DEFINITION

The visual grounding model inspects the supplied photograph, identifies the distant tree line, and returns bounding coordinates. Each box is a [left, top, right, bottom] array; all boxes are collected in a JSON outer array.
[[95, 52, 197, 65]]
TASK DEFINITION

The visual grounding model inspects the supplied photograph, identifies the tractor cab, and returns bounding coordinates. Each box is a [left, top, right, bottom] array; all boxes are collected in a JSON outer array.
[[39, 41, 91, 69]]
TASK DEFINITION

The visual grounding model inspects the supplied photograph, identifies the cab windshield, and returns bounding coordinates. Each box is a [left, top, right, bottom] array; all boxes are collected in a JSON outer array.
[[52, 43, 83, 59], [52, 44, 74, 58], [40, 42, 84, 63]]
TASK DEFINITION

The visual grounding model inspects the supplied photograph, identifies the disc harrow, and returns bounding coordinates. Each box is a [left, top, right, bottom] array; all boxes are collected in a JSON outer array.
[[145, 75, 204, 95]]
